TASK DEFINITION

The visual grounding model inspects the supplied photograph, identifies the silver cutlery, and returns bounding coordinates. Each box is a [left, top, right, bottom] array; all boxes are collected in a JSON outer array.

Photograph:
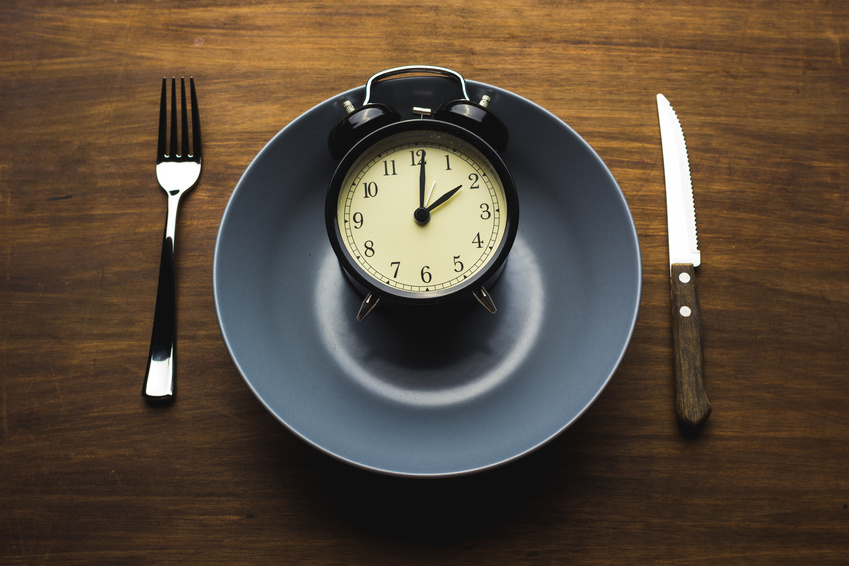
[[657, 93, 711, 427], [143, 77, 202, 405]]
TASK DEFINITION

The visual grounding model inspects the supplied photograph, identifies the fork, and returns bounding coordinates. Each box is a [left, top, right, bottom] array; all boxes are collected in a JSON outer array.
[[143, 77, 202, 405]]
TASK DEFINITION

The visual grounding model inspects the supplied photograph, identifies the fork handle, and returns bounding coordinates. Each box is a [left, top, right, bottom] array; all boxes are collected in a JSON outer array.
[[143, 193, 180, 405]]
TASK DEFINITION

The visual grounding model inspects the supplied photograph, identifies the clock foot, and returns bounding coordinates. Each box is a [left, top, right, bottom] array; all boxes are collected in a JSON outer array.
[[356, 293, 380, 321], [472, 287, 497, 314]]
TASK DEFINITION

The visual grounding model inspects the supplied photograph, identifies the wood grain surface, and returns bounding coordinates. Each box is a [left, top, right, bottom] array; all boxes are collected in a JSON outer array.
[[2, 1, 847, 563]]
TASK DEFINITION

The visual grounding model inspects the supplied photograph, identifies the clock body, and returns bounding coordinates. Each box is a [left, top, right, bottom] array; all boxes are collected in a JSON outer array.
[[326, 119, 518, 309]]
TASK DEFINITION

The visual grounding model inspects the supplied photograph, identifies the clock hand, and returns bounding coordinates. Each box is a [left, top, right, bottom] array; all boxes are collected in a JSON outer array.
[[426, 184, 463, 211], [415, 184, 463, 224], [418, 150, 427, 208], [424, 180, 436, 208]]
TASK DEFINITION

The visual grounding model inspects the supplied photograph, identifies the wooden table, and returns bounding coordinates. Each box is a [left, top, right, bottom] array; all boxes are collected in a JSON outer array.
[[2, 1, 847, 563]]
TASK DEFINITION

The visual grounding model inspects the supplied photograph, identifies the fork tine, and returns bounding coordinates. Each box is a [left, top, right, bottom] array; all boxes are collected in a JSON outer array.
[[169, 77, 177, 158], [157, 78, 167, 158], [189, 77, 201, 161], [180, 77, 189, 158]]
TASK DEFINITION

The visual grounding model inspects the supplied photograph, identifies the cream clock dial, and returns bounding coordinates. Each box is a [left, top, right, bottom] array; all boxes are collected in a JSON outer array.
[[337, 129, 507, 293]]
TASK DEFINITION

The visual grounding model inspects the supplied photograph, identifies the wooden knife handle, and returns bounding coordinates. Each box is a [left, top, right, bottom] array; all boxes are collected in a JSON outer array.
[[670, 263, 711, 427]]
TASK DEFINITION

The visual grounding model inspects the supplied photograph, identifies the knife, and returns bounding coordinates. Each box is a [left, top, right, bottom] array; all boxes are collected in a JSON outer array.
[[657, 93, 711, 427]]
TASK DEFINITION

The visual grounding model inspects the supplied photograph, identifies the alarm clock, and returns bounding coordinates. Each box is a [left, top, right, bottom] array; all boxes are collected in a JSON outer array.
[[325, 66, 519, 320]]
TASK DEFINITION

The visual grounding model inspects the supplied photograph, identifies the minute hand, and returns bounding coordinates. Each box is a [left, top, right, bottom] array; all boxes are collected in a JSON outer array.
[[418, 152, 427, 208], [426, 185, 463, 211]]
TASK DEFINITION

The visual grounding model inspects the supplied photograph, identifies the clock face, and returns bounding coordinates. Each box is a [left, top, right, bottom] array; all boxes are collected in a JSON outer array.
[[328, 121, 517, 302]]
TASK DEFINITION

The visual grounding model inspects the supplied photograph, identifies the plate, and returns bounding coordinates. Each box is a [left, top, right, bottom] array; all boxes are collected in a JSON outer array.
[[213, 76, 641, 477]]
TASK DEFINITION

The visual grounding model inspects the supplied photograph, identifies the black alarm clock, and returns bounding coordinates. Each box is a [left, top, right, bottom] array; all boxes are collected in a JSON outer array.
[[325, 66, 519, 321]]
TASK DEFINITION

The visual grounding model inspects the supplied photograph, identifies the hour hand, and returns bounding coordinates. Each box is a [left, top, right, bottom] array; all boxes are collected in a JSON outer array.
[[426, 184, 463, 211]]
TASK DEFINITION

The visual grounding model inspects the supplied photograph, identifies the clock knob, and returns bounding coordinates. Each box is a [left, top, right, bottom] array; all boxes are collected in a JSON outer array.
[[434, 95, 509, 152], [328, 102, 401, 159]]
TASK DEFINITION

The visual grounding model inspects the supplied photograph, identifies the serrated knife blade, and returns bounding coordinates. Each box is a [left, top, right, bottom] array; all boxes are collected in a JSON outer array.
[[657, 93, 711, 428]]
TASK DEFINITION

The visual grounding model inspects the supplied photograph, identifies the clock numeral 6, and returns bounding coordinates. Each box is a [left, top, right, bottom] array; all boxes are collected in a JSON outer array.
[[420, 266, 432, 284]]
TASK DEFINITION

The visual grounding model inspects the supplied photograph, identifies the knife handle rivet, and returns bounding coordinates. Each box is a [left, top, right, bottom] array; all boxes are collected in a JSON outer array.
[[679, 306, 692, 317], [678, 272, 691, 283]]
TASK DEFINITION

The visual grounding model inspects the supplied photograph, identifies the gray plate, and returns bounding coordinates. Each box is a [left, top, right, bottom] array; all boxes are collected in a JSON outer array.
[[213, 77, 641, 477]]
